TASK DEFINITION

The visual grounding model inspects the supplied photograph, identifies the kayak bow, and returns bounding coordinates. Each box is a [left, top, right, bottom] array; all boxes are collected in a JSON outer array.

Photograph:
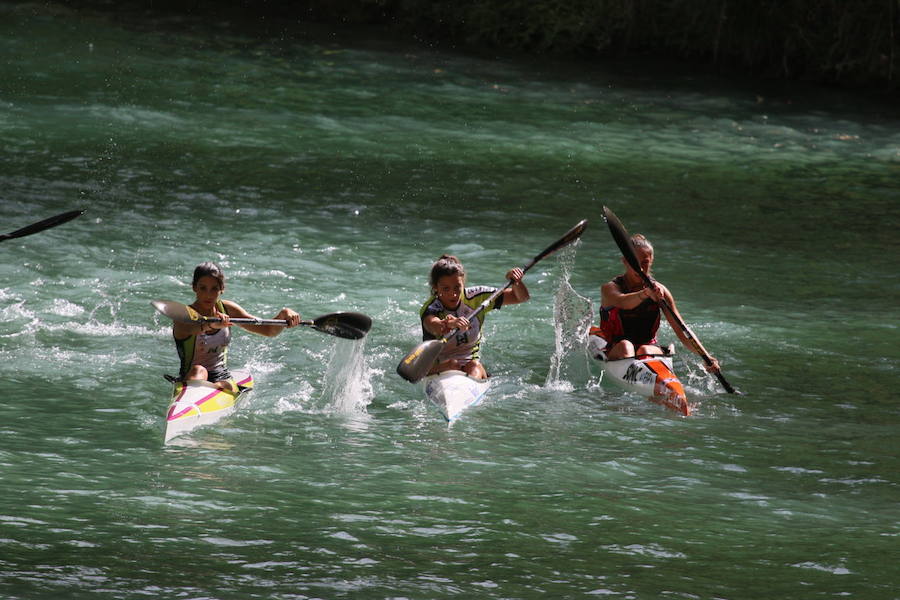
[[423, 370, 490, 422], [163, 369, 254, 443], [589, 334, 689, 415]]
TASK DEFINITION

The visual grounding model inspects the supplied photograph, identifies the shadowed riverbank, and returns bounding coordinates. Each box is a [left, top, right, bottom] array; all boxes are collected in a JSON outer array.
[[43, 0, 900, 91]]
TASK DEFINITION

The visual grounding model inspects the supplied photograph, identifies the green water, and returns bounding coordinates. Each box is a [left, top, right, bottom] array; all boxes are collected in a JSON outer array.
[[1, 3, 898, 599]]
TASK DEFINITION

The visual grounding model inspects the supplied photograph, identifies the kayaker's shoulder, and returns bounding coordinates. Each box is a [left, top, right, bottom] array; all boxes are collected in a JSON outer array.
[[220, 298, 248, 317], [463, 285, 496, 299]]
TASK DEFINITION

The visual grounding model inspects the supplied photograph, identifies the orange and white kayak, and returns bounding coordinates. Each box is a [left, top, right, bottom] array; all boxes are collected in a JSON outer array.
[[163, 369, 254, 443], [589, 335, 689, 416]]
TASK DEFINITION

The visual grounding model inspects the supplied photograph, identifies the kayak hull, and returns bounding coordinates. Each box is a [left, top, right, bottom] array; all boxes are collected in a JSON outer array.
[[589, 335, 689, 415], [423, 370, 490, 422], [164, 369, 254, 443]]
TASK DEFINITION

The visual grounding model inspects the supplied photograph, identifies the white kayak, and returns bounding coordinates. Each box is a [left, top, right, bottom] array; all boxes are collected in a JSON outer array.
[[163, 369, 254, 443], [423, 370, 490, 422], [589, 335, 689, 416]]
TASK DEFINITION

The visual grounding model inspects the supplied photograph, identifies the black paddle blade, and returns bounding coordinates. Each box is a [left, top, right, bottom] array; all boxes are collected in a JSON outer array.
[[311, 312, 372, 340], [1, 209, 85, 242], [601, 206, 643, 275], [396, 339, 444, 383], [526, 219, 588, 271]]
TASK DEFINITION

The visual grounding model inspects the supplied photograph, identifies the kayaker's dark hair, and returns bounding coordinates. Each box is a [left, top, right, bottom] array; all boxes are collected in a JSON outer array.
[[192, 261, 225, 290], [631, 234, 653, 253], [429, 254, 465, 288]]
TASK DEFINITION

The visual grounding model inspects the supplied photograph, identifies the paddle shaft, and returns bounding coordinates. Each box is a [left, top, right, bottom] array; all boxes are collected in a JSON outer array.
[[190, 315, 314, 327], [151, 300, 372, 340]]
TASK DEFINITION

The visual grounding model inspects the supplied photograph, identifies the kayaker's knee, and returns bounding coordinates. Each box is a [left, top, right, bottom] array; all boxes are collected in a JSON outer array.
[[463, 360, 487, 379], [608, 340, 635, 360], [636, 344, 661, 358], [186, 365, 208, 381]]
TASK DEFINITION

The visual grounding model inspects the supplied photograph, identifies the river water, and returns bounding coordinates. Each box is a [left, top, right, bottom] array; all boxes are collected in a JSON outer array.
[[1, 3, 898, 599]]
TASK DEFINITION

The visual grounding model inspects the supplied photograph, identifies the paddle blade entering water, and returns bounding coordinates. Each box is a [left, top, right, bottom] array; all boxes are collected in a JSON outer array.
[[397, 339, 444, 383]]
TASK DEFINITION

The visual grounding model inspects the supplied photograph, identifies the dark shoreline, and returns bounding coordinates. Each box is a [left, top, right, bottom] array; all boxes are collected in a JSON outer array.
[[10, 0, 900, 94], [53, 0, 900, 92]]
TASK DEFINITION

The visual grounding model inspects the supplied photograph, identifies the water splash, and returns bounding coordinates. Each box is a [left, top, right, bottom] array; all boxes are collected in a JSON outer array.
[[545, 243, 594, 389], [320, 338, 373, 413]]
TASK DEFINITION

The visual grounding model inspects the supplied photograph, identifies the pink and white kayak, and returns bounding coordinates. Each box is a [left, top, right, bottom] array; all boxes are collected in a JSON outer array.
[[589, 335, 689, 416], [163, 369, 254, 443]]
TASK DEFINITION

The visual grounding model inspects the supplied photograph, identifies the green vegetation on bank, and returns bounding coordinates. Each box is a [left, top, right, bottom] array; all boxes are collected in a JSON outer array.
[[48, 0, 900, 89], [310, 0, 899, 89]]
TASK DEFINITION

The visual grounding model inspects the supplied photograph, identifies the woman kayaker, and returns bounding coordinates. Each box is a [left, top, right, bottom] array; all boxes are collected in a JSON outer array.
[[171, 261, 301, 391], [595, 234, 720, 370], [420, 254, 530, 379]]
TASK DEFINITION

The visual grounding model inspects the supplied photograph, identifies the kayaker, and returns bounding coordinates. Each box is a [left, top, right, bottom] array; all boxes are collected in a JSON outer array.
[[596, 234, 721, 370], [171, 261, 301, 391], [420, 254, 530, 379]]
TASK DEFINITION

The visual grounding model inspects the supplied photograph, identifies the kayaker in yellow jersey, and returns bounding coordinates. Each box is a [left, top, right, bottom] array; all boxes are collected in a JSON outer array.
[[420, 254, 530, 379], [172, 261, 301, 391], [596, 234, 721, 371]]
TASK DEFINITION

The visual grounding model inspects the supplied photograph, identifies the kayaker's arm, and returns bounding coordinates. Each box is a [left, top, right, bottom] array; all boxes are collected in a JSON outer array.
[[601, 280, 647, 310], [173, 319, 199, 339], [501, 267, 530, 306], [172, 307, 231, 340], [224, 300, 300, 337], [424, 314, 470, 336]]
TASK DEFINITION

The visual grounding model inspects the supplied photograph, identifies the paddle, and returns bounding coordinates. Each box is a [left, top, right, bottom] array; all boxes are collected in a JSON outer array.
[[151, 300, 372, 340], [601, 206, 738, 394], [396, 219, 589, 383], [0, 209, 85, 243]]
